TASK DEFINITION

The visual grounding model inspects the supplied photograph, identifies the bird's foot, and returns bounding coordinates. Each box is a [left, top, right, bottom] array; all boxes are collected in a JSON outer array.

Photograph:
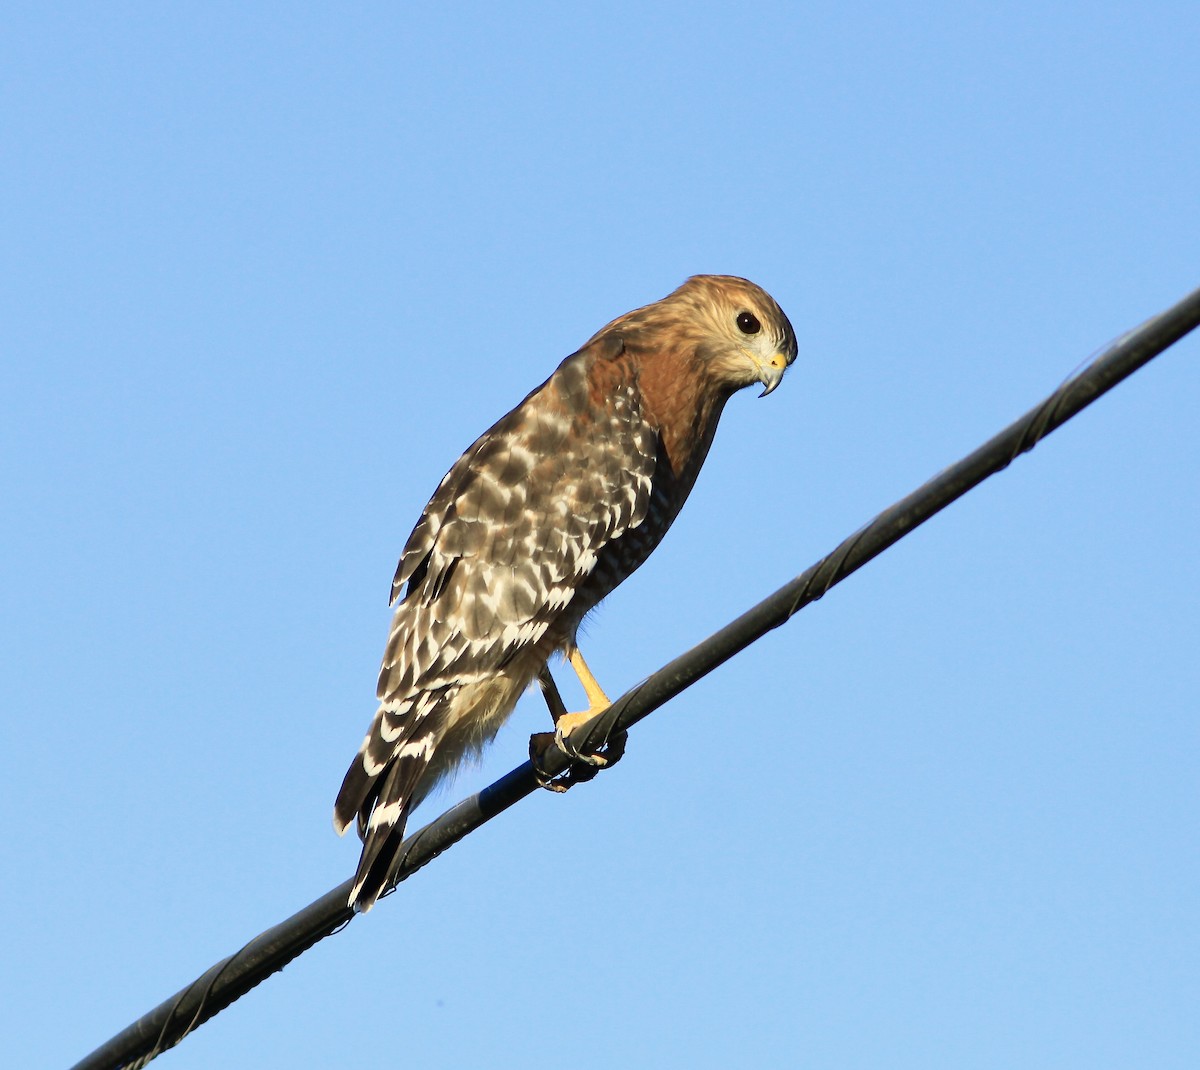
[[529, 732, 571, 791], [529, 716, 628, 792], [554, 710, 612, 764]]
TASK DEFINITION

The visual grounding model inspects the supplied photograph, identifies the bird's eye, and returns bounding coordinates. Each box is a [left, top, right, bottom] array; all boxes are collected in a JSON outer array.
[[736, 311, 761, 335]]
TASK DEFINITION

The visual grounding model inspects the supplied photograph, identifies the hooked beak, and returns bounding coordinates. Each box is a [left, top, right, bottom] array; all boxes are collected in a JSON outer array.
[[755, 353, 789, 397]]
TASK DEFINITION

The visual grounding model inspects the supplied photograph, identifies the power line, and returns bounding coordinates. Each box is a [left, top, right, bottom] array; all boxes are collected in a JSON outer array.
[[71, 283, 1200, 1070]]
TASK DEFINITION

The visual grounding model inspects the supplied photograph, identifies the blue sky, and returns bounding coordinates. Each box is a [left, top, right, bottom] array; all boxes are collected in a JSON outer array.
[[3, 4, 1198, 1068]]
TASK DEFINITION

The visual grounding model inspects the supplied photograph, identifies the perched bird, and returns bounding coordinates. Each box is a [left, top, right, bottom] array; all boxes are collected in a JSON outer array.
[[334, 275, 797, 911]]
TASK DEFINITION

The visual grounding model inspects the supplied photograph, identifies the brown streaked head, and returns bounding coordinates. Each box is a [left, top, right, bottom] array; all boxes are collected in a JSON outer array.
[[593, 274, 798, 398]]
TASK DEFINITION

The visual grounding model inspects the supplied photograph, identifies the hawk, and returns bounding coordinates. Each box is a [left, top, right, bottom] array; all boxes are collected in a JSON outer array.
[[335, 275, 797, 911]]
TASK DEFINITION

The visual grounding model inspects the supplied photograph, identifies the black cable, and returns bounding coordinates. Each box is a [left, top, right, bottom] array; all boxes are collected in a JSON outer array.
[[70, 283, 1200, 1070]]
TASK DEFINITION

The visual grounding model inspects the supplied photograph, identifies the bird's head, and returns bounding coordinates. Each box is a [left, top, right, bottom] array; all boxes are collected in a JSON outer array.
[[680, 275, 798, 397], [613, 275, 798, 398]]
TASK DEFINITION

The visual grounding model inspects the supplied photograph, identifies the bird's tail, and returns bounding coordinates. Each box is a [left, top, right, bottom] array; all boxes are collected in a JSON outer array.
[[334, 762, 407, 910], [334, 701, 447, 912]]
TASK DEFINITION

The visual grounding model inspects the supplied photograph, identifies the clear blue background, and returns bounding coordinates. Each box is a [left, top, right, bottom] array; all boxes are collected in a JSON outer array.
[[3, 4, 1197, 1068]]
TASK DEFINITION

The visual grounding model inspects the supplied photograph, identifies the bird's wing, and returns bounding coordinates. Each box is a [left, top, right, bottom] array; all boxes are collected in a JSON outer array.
[[333, 335, 658, 907]]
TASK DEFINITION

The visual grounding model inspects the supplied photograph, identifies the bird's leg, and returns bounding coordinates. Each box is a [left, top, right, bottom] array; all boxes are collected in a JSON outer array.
[[528, 652, 627, 791], [557, 647, 629, 766], [555, 647, 613, 759], [538, 664, 570, 724], [530, 667, 573, 792]]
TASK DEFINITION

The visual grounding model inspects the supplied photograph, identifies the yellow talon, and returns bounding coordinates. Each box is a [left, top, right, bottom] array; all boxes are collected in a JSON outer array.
[[531, 649, 624, 785]]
